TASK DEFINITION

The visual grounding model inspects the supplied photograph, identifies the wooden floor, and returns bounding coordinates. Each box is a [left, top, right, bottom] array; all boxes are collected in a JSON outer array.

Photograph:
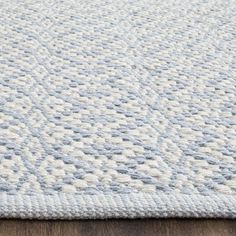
[[0, 219, 235, 236]]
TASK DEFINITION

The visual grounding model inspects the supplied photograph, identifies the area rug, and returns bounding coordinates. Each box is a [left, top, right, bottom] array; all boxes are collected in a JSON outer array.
[[0, 0, 236, 219]]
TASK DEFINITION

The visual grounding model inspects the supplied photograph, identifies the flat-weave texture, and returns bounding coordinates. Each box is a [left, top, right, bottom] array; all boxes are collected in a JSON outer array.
[[0, 0, 236, 219]]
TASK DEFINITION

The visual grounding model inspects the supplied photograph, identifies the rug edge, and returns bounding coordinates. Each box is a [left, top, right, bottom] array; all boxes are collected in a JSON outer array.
[[0, 192, 236, 219]]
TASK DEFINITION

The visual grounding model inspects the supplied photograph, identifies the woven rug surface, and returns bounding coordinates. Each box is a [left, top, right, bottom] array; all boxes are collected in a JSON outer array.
[[0, 0, 236, 219]]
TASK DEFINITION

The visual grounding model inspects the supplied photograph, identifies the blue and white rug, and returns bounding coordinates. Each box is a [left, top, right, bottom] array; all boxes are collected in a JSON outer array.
[[0, 0, 236, 219]]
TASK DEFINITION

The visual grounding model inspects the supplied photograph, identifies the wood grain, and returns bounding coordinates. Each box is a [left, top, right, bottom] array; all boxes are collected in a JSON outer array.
[[0, 219, 235, 236]]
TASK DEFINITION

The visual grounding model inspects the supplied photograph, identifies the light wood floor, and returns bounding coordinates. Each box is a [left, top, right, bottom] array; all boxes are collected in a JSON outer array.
[[0, 219, 235, 236]]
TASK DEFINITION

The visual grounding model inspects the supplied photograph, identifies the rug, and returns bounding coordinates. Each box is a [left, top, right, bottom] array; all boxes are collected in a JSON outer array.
[[0, 0, 236, 219]]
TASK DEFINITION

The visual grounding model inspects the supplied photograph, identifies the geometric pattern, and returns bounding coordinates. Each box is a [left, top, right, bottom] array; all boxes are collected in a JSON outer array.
[[0, 0, 236, 218]]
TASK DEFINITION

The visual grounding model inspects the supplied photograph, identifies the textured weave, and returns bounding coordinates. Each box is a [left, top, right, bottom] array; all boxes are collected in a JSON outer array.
[[0, 0, 236, 219]]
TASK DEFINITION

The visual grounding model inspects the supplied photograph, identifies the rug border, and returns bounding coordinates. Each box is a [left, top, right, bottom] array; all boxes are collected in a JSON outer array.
[[0, 192, 236, 219]]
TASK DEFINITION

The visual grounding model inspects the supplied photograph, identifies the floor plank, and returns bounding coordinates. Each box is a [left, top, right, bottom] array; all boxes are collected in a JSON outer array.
[[0, 219, 235, 236]]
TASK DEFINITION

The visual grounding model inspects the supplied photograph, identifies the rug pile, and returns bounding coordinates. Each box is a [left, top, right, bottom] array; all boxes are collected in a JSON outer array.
[[0, 0, 236, 219]]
